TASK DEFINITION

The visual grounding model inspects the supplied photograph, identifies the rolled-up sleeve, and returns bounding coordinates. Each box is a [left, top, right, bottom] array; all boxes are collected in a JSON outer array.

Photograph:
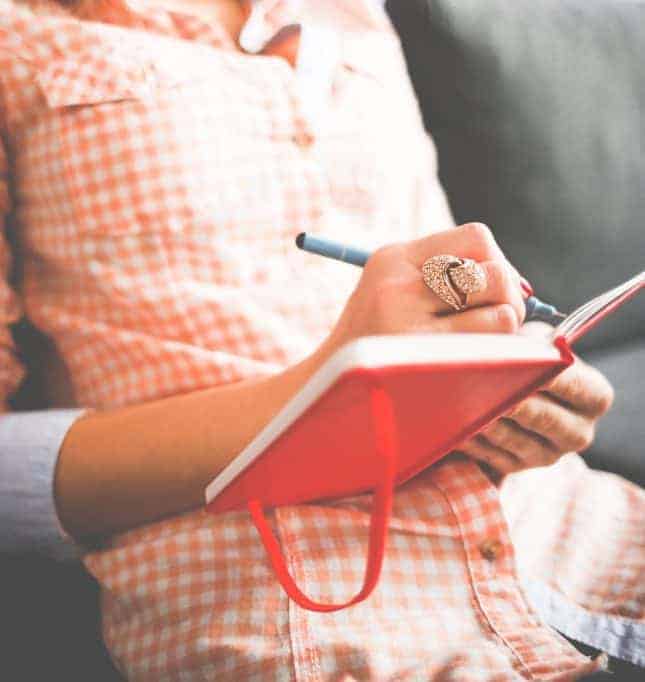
[[0, 409, 86, 560]]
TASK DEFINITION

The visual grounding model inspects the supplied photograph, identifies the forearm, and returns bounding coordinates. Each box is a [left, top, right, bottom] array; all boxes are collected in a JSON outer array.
[[55, 340, 336, 540]]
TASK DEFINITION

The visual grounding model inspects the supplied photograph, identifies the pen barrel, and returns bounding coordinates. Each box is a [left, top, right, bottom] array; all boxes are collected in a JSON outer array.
[[299, 234, 369, 267]]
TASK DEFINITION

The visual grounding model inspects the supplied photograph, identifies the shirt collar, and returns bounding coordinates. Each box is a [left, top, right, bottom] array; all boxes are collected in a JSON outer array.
[[113, 0, 304, 51], [239, 0, 303, 53]]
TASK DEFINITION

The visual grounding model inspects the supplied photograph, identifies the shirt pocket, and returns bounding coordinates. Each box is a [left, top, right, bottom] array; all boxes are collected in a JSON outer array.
[[30, 52, 220, 239], [338, 31, 397, 82], [333, 30, 415, 131]]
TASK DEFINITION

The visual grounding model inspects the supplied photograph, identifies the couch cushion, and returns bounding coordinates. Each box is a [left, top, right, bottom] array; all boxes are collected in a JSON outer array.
[[1, 555, 122, 680], [387, 0, 645, 351]]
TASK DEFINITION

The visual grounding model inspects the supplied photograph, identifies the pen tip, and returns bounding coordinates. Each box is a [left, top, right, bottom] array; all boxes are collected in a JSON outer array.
[[295, 232, 305, 249], [554, 311, 567, 321]]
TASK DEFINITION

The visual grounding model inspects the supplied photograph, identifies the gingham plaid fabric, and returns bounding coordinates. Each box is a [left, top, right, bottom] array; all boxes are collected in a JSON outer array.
[[1, 0, 643, 679]]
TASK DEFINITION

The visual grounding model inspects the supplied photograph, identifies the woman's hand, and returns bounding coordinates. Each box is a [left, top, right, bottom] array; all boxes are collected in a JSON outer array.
[[324, 223, 526, 356], [459, 323, 615, 475]]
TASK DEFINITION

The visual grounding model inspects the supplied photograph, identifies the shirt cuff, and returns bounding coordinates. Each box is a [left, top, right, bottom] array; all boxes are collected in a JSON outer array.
[[0, 409, 87, 561]]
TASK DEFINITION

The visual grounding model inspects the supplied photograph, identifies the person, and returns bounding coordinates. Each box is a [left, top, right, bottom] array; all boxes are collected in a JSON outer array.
[[0, 0, 642, 679]]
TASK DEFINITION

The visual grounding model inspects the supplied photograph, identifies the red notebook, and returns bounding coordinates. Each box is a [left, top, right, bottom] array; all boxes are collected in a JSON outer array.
[[205, 272, 644, 612]]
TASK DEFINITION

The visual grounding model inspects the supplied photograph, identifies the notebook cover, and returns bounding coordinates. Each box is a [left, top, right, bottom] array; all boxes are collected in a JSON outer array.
[[206, 351, 571, 515]]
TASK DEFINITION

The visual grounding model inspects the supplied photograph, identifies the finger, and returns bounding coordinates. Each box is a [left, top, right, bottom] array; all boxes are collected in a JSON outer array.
[[505, 262, 533, 296], [519, 321, 553, 338], [422, 259, 525, 324], [480, 418, 561, 467], [405, 224, 528, 312], [542, 359, 615, 418], [507, 394, 596, 454], [406, 223, 506, 267], [458, 435, 523, 475], [432, 304, 519, 334]]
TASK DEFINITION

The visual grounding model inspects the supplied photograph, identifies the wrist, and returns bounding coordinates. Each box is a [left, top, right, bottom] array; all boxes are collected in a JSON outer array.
[[54, 408, 112, 540]]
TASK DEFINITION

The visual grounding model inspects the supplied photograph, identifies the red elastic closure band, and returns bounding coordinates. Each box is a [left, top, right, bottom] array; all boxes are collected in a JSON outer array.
[[248, 384, 398, 612]]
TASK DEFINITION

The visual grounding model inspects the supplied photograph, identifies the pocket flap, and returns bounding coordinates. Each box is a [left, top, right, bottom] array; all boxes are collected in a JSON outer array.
[[340, 32, 399, 81], [36, 55, 161, 107], [34, 52, 195, 108]]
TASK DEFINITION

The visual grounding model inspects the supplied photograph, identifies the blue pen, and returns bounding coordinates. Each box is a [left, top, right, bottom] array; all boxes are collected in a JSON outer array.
[[295, 232, 566, 325]]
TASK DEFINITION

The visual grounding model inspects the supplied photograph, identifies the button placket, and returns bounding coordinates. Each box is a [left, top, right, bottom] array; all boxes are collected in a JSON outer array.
[[429, 459, 565, 677]]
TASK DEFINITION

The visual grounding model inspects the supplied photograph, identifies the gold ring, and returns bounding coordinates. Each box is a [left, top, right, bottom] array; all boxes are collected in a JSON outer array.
[[421, 255, 487, 311]]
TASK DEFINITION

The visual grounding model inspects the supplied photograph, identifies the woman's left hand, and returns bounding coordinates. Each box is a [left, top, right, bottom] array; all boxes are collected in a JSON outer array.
[[459, 324, 615, 476]]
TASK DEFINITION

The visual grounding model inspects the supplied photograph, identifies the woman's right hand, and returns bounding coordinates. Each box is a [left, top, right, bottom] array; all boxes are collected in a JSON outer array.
[[325, 223, 526, 356]]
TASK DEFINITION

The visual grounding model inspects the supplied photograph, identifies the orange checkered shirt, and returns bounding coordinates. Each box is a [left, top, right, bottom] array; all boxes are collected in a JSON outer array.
[[1, 0, 643, 679]]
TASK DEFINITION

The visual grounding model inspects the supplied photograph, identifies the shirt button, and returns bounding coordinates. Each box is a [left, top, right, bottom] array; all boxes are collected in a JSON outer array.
[[139, 65, 156, 86], [479, 538, 503, 562], [292, 131, 315, 148]]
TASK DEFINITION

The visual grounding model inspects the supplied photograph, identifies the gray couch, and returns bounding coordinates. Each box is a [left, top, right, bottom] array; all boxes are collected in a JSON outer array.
[[3, 1, 643, 679]]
